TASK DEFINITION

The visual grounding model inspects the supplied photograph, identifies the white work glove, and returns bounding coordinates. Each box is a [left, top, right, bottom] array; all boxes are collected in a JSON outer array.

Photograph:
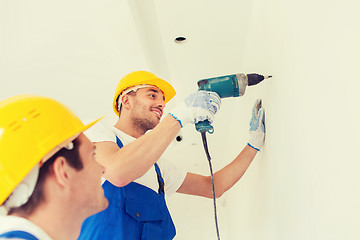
[[169, 91, 221, 127], [248, 99, 265, 151]]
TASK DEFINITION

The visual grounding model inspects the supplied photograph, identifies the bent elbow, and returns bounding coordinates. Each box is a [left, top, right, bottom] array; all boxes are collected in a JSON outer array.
[[206, 187, 225, 199], [205, 190, 223, 199], [214, 190, 225, 199], [205, 176, 225, 199]]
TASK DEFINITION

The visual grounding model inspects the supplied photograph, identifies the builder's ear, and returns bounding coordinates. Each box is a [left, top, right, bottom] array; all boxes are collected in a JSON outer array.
[[52, 156, 71, 187], [121, 94, 132, 110]]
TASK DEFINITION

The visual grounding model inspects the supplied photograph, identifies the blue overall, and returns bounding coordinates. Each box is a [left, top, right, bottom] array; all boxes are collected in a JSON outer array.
[[78, 136, 176, 240], [0, 230, 39, 240]]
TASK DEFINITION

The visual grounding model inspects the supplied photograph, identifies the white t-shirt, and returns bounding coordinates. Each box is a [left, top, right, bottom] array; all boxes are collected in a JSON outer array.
[[0, 215, 52, 240], [85, 122, 187, 196]]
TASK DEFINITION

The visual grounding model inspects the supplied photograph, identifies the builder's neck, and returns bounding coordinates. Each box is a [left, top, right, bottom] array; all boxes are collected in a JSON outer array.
[[114, 115, 147, 139]]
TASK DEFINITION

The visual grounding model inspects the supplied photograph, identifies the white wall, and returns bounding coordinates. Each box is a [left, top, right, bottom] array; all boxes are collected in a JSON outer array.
[[166, 1, 360, 240], [1, 1, 360, 240]]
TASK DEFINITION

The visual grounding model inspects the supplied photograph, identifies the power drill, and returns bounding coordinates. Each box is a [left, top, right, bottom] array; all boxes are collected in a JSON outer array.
[[196, 73, 271, 133], [196, 72, 270, 240]]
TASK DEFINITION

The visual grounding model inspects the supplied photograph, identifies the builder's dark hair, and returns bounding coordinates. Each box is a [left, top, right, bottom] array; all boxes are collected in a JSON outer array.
[[8, 137, 83, 216]]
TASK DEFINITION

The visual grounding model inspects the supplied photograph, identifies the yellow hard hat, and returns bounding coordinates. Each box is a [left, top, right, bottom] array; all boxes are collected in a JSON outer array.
[[0, 95, 102, 205], [113, 71, 176, 115]]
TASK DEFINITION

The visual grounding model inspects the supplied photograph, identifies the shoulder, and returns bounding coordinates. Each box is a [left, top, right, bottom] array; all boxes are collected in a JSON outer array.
[[0, 216, 51, 240], [84, 120, 116, 143], [94, 141, 120, 156]]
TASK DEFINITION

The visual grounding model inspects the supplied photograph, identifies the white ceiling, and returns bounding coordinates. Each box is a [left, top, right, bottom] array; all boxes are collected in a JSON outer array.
[[0, 0, 269, 155]]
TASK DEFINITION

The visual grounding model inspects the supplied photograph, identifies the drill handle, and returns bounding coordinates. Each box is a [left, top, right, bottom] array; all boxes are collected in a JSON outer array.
[[195, 120, 214, 134]]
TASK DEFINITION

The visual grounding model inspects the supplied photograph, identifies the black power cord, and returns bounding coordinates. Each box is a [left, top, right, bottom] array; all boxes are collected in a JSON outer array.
[[201, 132, 221, 240]]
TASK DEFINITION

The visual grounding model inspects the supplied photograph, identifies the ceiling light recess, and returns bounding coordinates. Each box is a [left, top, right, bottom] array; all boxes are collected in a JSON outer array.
[[174, 36, 187, 44]]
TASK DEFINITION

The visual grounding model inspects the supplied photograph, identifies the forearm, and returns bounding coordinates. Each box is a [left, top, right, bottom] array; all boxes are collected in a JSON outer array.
[[106, 115, 181, 186], [212, 145, 258, 197], [178, 99, 265, 198], [178, 145, 258, 198]]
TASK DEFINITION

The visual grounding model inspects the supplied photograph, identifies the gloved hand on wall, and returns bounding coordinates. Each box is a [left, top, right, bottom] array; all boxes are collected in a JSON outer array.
[[169, 91, 221, 127], [248, 99, 265, 151]]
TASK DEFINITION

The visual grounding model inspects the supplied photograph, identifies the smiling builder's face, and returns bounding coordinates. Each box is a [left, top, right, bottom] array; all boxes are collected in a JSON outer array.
[[128, 86, 165, 131]]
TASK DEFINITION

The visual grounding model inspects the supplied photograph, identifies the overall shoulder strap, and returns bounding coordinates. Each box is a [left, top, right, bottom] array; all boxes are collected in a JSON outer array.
[[115, 136, 123, 148], [0, 230, 39, 240], [154, 163, 165, 195]]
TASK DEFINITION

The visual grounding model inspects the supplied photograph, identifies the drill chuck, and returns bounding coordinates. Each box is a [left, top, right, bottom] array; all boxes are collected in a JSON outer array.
[[247, 73, 272, 86]]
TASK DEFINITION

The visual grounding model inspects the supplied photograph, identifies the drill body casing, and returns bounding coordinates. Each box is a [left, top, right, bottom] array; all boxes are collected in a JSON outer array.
[[195, 72, 267, 133], [197, 73, 248, 98], [195, 73, 248, 133]]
